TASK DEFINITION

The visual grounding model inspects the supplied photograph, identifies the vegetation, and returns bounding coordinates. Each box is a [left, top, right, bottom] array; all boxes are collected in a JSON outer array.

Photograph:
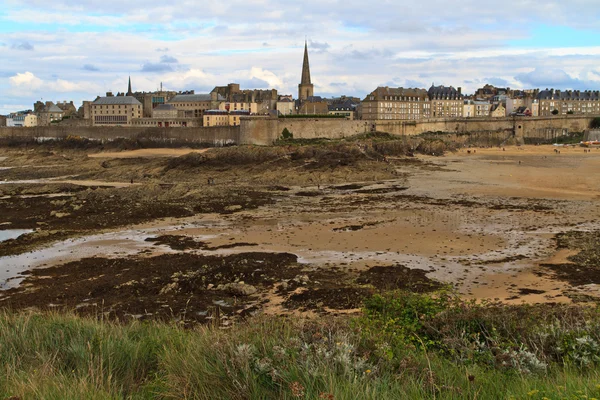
[[281, 127, 294, 140], [524, 132, 585, 145], [279, 114, 346, 119], [552, 109, 560, 115], [2, 292, 600, 399], [590, 117, 600, 129]]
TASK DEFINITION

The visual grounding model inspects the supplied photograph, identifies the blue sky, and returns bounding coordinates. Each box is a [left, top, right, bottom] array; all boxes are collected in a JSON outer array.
[[2, 0, 600, 114]]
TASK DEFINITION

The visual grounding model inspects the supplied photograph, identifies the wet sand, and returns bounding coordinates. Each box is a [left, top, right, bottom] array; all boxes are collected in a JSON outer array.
[[1, 144, 600, 322]]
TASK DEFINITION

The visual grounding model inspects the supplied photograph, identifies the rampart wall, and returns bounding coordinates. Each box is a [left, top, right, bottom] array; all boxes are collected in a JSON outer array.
[[0, 116, 594, 146], [0, 126, 239, 146]]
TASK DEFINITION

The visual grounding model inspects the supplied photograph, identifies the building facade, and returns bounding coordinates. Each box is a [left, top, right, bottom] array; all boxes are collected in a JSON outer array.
[[168, 94, 218, 119], [360, 87, 430, 120], [90, 95, 142, 126], [428, 85, 463, 118], [37, 102, 64, 126], [490, 103, 506, 118], [537, 89, 600, 116]]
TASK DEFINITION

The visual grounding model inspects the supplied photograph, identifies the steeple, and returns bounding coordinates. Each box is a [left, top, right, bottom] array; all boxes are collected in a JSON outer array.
[[301, 41, 311, 85], [298, 41, 314, 101], [127, 76, 133, 96]]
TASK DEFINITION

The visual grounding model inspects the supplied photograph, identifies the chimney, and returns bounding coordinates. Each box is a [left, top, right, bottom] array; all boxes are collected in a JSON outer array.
[[457, 87, 462, 95], [106, 92, 114, 97]]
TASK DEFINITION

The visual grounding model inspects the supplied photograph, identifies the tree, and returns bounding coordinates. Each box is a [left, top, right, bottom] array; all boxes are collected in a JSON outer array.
[[281, 128, 293, 140], [552, 109, 559, 115], [567, 110, 574, 115], [590, 117, 600, 129]]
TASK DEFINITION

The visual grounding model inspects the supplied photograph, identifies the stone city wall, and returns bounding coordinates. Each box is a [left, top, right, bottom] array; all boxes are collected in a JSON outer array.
[[0, 126, 240, 147], [0, 116, 594, 146]]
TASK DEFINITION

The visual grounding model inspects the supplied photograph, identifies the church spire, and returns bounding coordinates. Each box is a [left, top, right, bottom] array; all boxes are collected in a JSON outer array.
[[127, 76, 133, 96], [301, 40, 311, 85], [298, 41, 314, 101]]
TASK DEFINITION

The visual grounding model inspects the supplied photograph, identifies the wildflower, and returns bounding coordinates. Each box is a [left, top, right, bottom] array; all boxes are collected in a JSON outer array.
[[365, 369, 372, 374], [527, 389, 539, 396], [289, 381, 305, 398]]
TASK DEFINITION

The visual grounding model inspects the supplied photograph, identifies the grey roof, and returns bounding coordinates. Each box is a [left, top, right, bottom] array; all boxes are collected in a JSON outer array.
[[169, 94, 212, 102], [428, 85, 463, 100], [365, 87, 429, 101], [154, 104, 176, 111], [44, 104, 64, 113], [537, 89, 600, 101], [92, 96, 142, 105]]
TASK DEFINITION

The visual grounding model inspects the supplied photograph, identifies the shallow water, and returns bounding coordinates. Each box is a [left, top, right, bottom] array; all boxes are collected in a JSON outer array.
[[0, 229, 33, 243]]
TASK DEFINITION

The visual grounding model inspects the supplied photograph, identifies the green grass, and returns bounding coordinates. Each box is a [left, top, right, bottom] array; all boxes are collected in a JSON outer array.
[[2, 292, 600, 399]]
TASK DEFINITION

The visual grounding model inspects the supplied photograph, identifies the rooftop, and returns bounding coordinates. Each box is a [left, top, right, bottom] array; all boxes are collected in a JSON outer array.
[[92, 96, 142, 105]]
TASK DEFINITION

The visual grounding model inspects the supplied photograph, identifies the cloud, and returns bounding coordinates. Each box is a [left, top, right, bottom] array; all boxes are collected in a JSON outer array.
[[9, 72, 43, 89], [156, 47, 169, 52], [8, 71, 100, 93], [11, 42, 34, 51], [515, 67, 581, 88], [141, 62, 174, 73], [83, 64, 100, 71], [309, 40, 330, 54], [160, 55, 178, 63]]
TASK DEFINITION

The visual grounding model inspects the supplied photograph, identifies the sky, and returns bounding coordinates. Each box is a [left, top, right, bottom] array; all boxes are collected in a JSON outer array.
[[2, 0, 600, 115]]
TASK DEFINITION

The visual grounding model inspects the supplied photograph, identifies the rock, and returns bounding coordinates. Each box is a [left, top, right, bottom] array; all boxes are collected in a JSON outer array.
[[293, 274, 310, 284], [207, 283, 214, 290], [224, 205, 243, 211], [226, 283, 257, 296], [280, 281, 289, 290]]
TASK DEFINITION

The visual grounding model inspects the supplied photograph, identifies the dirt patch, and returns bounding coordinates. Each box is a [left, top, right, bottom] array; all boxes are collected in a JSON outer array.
[[518, 288, 546, 295], [1, 252, 301, 325], [146, 235, 257, 251], [354, 186, 409, 194], [477, 255, 528, 265], [332, 183, 366, 190], [283, 288, 374, 311], [540, 231, 600, 286], [356, 265, 443, 292]]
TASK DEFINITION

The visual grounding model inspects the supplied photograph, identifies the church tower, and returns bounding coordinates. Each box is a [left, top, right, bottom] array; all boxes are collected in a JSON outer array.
[[127, 76, 133, 96], [298, 41, 314, 101]]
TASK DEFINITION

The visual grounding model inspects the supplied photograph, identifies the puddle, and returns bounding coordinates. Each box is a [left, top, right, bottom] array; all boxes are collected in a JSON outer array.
[[0, 218, 220, 290], [0, 229, 33, 243], [0, 193, 73, 200], [88, 148, 210, 159], [0, 178, 136, 188]]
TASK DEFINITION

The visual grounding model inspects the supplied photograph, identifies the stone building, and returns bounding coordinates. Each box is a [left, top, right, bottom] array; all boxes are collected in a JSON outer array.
[[360, 87, 430, 120], [37, 102, 64, 126], [490, 103, 506, 118], [463, 100, 475, 118], [56, 101, 78, 117], [203, 110, 249, 127], [7, 113, 37, 127], [218, 101, 258, 114], [297, 96, 329, 115], [0, 115, 6, 127], [298, 41, 314, 102], [276, 97, 295, 116], [90, 94, 142, 126], [537, 89, 600, 116], [168, 93, 221, 120], [328, 99, 356, 120], [211, 83, 277, 114], [428, 85, 463, 118], [473, 101, 491, 117], [152, 104, 178, 119]]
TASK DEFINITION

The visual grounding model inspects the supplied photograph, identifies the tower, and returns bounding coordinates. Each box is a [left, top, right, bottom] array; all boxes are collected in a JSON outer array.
[[298, 41, 314, 102], [127, 76, 133, 96]]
